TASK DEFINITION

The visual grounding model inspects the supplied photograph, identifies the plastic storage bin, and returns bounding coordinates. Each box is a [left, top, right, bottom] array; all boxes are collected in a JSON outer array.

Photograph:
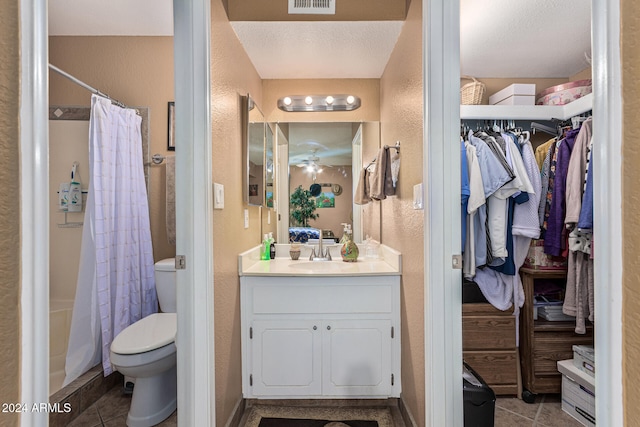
[[463, 362, 496, 427]]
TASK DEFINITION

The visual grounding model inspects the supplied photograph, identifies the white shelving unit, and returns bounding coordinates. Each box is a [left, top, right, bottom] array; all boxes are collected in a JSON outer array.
[[460, 93, 593, 120]]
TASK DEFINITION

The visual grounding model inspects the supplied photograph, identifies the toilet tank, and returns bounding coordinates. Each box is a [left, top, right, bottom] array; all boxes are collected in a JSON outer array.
[[155, 258, 177, 313]]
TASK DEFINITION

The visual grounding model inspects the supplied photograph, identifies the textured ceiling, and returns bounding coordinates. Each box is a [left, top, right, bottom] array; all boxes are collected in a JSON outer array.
[[48, 0, 592, 78], [460, 0, 592, 78], [288, 123, 354, 166], [48, 0, 173, 36], [230, 21, 404, 79]]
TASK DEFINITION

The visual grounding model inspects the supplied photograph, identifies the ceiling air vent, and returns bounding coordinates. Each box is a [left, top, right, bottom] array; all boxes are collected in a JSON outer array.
[[288, 0, 335, 15]]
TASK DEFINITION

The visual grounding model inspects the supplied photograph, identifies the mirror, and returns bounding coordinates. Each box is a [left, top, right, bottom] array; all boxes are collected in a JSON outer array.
[[242, 94, 265, 206], [274, 121, 381, 244], [265, 123, 275, 208]]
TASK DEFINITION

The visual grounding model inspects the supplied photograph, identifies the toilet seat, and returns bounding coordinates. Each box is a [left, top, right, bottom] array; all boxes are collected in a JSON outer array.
[[112, 313, 176, 355]]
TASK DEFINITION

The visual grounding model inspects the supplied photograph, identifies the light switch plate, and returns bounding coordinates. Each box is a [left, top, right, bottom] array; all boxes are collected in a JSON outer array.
[[413, 183, 424, 210], [244, 209, 249, 228], [213, 182, 224, 209]]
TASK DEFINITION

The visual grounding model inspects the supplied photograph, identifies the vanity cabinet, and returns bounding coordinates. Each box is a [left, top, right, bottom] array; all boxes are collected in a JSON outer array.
[[240, 275, 401, 398]]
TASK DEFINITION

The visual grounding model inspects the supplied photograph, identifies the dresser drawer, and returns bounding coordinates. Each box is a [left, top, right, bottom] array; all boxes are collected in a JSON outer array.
[[251, 281, 394, 314], [533, 332, 593, 375], [463, 315, 516, 350], [463, 350, 518, 385]]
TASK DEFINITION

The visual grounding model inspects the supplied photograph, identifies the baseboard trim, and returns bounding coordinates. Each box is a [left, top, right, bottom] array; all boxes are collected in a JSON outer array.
[[224, 397, 246, 427], [399, 395, 418, 427]]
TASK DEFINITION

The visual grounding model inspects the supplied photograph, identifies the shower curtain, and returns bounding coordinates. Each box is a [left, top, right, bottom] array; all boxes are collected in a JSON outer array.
[[64, 94, 157, 385]]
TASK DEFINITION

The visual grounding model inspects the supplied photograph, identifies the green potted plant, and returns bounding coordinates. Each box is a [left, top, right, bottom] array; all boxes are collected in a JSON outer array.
[[290, 185, 319, 227]]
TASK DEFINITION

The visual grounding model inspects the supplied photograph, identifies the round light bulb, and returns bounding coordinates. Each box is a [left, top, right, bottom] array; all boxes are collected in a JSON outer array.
[[346, 95, 355, 104], [283, 97, 292, 106], [305, 96, 313, 105], [325, 96, 334, 105]]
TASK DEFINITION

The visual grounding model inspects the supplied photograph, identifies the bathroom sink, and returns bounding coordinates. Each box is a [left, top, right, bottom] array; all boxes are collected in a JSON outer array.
[[288, 261, 352, 272]]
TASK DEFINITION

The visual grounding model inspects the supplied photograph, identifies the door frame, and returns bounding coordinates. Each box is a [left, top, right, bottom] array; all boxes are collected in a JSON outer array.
[[20, 0, 624, 426], [425, 0, 623, 425], [19, 0, 216, 425]]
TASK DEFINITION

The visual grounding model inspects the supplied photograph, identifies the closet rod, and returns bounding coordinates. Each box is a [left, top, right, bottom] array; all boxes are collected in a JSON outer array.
[[49, 63, 131, 110]]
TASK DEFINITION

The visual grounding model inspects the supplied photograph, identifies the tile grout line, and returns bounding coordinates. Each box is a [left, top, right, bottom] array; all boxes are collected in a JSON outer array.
[[494, 405, 537, 423], [532, 394, 546, 426]]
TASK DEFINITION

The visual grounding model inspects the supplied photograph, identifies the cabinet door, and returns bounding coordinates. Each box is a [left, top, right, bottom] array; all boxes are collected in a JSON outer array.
[[251, 320, 322, 396], [322, 319, 392, 396]]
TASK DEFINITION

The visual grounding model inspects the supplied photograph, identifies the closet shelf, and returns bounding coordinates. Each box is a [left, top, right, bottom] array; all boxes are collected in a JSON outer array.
[[460, 92, 593, 120]]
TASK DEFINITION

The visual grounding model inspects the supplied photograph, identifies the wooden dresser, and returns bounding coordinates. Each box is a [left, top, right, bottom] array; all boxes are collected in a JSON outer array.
[[519, 268, 594, 398], [462, 303, 520, 396]]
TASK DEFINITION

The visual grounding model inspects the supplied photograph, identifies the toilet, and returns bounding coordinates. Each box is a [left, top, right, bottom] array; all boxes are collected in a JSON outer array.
[[110, 258, 177, 427]]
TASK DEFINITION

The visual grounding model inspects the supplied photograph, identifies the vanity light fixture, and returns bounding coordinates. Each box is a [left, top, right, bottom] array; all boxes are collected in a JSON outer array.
[[277, 94, 361, 112]]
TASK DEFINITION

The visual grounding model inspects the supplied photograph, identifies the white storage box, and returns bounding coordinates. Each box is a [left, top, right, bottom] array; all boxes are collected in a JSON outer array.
[[557, 359, 595, 427], [489, 84, 536, 106], [573, 345, 595, 377]]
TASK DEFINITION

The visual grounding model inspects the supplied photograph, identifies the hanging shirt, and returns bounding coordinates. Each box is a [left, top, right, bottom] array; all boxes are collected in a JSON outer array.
[[513, 139, 542, 239], [469, 132, 515, 264], [578, 152, 594, 231], [463, 141, 487, 278], [565, 118, 593, 225], [541, 139, 560, 238], [544, 128, 581, 257], [461, 139, 470, 251]]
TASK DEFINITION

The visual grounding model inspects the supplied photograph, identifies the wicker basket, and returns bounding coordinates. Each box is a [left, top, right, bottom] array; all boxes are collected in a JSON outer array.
[[460, 76, 485, 105]]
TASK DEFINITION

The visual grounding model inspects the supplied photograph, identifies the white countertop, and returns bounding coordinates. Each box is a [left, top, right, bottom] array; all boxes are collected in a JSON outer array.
[[238, 243, 401, 277]]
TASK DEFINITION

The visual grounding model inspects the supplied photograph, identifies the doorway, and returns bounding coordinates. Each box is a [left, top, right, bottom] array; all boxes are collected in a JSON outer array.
[[19, 0, 623, 426]]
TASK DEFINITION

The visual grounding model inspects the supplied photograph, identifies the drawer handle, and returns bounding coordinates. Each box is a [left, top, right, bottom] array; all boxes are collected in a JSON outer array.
[[327, 325, 331, 330], [313, 325, 317, 330]]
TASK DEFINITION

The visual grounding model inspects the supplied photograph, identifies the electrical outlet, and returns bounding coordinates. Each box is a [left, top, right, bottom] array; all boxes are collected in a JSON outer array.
[[244, 209, 249, 228]]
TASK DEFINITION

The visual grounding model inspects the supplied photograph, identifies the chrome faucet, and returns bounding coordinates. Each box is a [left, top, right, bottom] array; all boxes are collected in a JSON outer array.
[[309, 231, 332, 261]]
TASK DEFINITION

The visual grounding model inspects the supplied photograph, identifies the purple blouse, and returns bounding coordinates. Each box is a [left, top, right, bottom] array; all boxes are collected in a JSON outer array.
[[544, 128, 580, 256]]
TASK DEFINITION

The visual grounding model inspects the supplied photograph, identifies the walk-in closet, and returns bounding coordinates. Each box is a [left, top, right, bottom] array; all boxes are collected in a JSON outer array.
[[459, 1, 596, 425]]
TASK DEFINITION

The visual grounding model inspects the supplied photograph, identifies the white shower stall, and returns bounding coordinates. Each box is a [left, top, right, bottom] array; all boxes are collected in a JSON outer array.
[[48, 117, 90, 395]]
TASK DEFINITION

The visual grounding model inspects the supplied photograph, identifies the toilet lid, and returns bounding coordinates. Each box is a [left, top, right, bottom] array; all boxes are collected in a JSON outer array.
[[111, 313, 176, 355]]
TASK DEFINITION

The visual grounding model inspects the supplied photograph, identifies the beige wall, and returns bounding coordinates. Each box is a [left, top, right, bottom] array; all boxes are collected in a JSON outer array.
[[622, 0, 640, 424], [0, 0, 21, 425], [379, 0, 425, 424], [209, 0, 263, 424], [49, 37, 176, 263]]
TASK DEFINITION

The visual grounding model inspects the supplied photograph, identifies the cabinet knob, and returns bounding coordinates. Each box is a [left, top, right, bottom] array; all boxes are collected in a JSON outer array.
[[327, 325, 331, 330], [313, 325, 317, 330]]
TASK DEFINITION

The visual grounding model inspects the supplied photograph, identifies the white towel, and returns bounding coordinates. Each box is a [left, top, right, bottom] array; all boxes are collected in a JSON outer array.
[[390, 148, 400, 187]]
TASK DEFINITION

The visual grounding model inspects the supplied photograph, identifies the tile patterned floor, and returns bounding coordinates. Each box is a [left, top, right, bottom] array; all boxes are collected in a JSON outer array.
[[65, 385, 176, 427], [68, 386, 583, 427], [495, 394, 585, 427]]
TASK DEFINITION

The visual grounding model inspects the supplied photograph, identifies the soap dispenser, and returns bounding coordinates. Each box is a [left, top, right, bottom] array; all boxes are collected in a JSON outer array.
[[68, 162, 83, 213], [269, 232, 276, 259], [340, 224, 359, 262], [339, 223, 350, 245], [261, 234, 270, 260]]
